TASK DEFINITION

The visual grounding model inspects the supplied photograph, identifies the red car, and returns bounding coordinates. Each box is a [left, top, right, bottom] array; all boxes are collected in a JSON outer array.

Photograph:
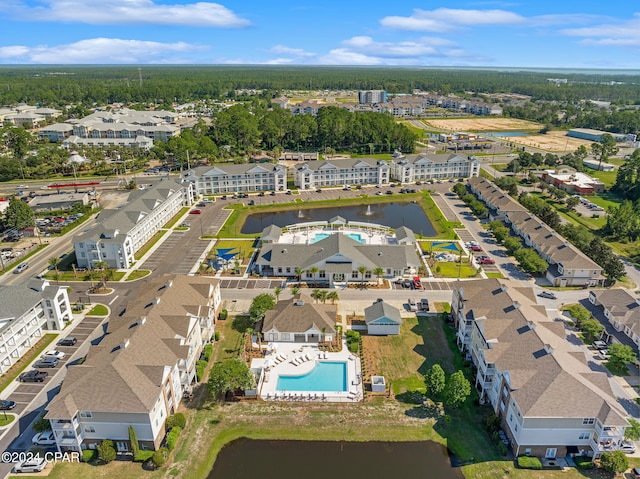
[[189, 209, 202, 214], [413, 276, 422, 289], [470, 245, 482, 252], [477, 256, 495, 265]]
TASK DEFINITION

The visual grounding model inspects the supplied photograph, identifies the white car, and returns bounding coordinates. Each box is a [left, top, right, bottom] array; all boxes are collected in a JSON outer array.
[[32, 430, 56, 446], [14, 457, 48, 473], [42, 350, 66, 360], [620, 441, 637, 454]]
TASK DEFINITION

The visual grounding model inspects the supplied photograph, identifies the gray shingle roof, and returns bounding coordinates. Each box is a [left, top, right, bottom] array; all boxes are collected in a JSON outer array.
[[364, 301, 402, 325], [262, 294, 336, 335]]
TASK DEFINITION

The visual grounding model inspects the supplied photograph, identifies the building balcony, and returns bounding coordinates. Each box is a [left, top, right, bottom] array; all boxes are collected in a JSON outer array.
[[595, 424, 624, 439], [591, 438, 618, 453], [51, 418, 79, 430]]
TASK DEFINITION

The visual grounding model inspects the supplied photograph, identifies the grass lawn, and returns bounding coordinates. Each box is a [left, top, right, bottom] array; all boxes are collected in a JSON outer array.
[[163, 206, 190, 229], [584, 167, 617, 188], [433, 261, 478, 278], [485, 272, 505, 278], [418, 240, 461, 254], [529, 192, 606, 230], [44, 270, 125, 282], [209, 239, 257, 261], [124, 270, 151, 281], [491, 163, 509, 172], [134, 230, 168, 260], [0, 334, 57, 394], [0, 415, 15, 427], [87, 304, 108, 316]]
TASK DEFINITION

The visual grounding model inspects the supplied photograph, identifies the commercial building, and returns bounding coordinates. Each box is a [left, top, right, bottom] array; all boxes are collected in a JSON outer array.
[[184, 163, 287, 194], [390, 153, 480, 183], [261, 294, 336, 343], [294, 158, 390, 189], [0, 280, 72, 374], [568, 129, 628, 143], [452, 279, 631, 459], [29, 193, 90, 212], [46, 275, 220, 453], [73, 179, 194, 269], [541, 171, 605, 196]]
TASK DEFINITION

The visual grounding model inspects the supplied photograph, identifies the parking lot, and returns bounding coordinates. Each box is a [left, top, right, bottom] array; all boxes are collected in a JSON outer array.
[[219, 278, 286, 290], [391, 280, 453, 291]]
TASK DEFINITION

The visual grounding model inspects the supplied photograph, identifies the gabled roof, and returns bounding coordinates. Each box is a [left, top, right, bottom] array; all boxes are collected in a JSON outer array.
[[262, 294, 336, 334], [365, 301, 402, 325]]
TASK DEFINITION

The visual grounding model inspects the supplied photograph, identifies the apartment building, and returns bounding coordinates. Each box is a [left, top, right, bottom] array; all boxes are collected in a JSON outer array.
[[588, 289, 640, 350], [452, 279, 631, 459], [38, 123, 74, 142], [468, 178, 604, 286], [0, 280, 71, 374], [358, 90, 387, 104], [74, 179, 194, 269], [46, 275, 220, 453], [294, 158, 390, 189], [390, 153, 480, 183], [184, 163, 287, 194]]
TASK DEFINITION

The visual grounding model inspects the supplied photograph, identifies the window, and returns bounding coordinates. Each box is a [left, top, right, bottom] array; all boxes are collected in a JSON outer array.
[[80, 411, 92, 418], [524, 448, 531, 456], [281, 333, 290, 340], [579, 432, 590, 440], [582, 418, 595, 425], [84, 426, 96, 433]]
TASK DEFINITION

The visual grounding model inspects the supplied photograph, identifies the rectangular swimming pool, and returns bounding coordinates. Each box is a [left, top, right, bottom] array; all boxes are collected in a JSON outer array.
[[312, 233, 363, 244], [276, 361, 347, 392]]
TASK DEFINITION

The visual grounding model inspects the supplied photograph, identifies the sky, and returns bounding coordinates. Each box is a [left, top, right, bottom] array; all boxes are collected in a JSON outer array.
[[0, 1, 639, 68]]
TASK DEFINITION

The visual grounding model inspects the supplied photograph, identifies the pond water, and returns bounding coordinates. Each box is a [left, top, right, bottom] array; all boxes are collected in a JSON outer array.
[[208, 438, 464, 479], [241, 202, 436, 236], [483, 131, 531, 137]]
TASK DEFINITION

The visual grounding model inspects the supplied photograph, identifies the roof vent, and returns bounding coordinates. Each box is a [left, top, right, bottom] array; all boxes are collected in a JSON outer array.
[[153, 296, 161, 305], [500, 284, 508, 292], [281, 248, 287, 253], [527, 320, 536, 330], [544, 344, 554, 355], [512, 301, 521, 310], [161, 280, 173, 290]]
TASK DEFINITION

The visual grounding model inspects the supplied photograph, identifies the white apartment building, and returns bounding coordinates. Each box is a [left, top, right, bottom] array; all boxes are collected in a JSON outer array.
[[0, 280, 72, 373], [294, 158, 390, 189], [184, 163, 287, 194], [46, 275, 220, 452], [38, 123, 74, 142], [452, 279, 631, 460], [74, 179, 194, 269], [390, 153, 480, 182]]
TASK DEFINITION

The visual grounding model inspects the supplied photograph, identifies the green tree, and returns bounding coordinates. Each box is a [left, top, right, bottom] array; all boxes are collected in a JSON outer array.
[[503, 237, 523, 255], [307, 265, 319, 286], [207, 358, 255, 400], [151, 448, 168, 468], [624, 418, 640, 441], [294, 267, 304, 286], [580, 319, 604, 342], [444, 370, 471, 408], [565, 196, 580, 212], [424, 363, 445, 398], [248, 293, 275, 322], [48, 257, 60, 275], [128, 425, 139, 458], [97, 439, 117, 463], [492, 225, 510, 243], [599, 450, 628, 474], [326, 290, 339, 304], [514, 248, 548, 274], [3, 196, 35, 229], [357, 265, 368, 289], [273, 286, 282, 303], [32, 416, 51, 433], [607, 343, 637, 369], [372, 266, 385, 285]]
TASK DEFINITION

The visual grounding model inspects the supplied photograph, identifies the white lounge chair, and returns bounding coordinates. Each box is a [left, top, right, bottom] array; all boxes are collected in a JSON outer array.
[[305, 353, 312, 361]]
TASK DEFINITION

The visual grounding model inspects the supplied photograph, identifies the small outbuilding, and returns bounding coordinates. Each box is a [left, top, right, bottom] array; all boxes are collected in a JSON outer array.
[[371, 376, 386, 393], [364, 299, 402, 336]]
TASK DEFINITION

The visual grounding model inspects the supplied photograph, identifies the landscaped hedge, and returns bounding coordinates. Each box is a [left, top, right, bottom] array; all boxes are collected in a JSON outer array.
[[195, 359, 208, 381], [166, 412, 186, 430], [574, 456, 594, 469], [82, 449, 97, 463], [134, 450, 154, 462], [166, 426, 181, 451], [345, 330, 361, 353], [203, 343, 213, 361], [517, 456, 542, 470]]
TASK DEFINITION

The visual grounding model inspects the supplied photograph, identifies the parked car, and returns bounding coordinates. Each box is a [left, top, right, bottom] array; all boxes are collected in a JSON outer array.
[[593, 340, 608, 350], [631, 467, 640, 479], [402, 279, 413, 289], [316, 189, 322, 193], [247, 200, 255, 206], [42, 350, 66, 360], [32, 430, 56, 446], [476, 256, 495, 265], [376, 191, 383, 195], [597, 349, 610, 361], [407, 299, 417, 312], [470, 245, 482, 252], [385, 190, 393, 195], [412, 276, 422, 289], [57, 337, 77, 346], [34, 357, 59, 368], [14, 457, 48, 473], [258, 192, 265, 197], [14, 262, 29, 274], [420, 298, 430, 311], [270, 191, 276, 196], [285, 190, 292, 195], [0, 399, 16, 410], [220, 195, 227, 200], [620, 441, 637, 454], [189, 209, 202, 215], [537, 291, 557, 300], [18, 370, 48, 382]]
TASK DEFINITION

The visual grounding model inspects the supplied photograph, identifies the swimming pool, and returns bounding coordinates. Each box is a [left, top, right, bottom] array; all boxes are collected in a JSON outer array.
[[276, 362, 347, 392], [312, 233, 364, 243]]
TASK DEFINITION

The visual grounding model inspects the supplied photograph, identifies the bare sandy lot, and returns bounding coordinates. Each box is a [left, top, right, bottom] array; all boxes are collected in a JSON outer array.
[[504, 131, 593, 152], [424, 117, 542, 131]]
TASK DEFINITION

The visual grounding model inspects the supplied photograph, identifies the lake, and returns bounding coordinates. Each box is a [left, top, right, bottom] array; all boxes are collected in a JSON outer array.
[[483, 131, 532, 137], [208, 438, 464, 479], [241, 202, 436, 236]]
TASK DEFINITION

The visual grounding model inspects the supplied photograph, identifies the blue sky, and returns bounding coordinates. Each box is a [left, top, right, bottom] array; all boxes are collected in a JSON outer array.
[[0, 1, 639, 67]]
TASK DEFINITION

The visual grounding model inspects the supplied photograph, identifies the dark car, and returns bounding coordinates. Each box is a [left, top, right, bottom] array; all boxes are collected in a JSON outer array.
[[386, 190, 393, 195], [57, 337, 77, 346], [258, 192, 265, 197], [34, 357, 59, 368], [270, 191, 276, 196], [248, 200, 255, 206], [316, 189, 322, 193], [402, 279, 413, 289], [285, 190, 292, 195], [476, 256, 495, 265], [0, 399, 16, 410], [537, 291, 557, 300], [221, 195, 227, 200], [18, 370, 48, 382]]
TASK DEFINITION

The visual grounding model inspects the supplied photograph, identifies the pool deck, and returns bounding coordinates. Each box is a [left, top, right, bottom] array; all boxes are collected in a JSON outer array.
[[256, 341, 363, 403], [278, 229, 395, 246]]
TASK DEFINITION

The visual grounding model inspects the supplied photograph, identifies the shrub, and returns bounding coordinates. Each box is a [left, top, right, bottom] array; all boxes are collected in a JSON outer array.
[[152, 448, 168, 468], [134, 450, 154, 462], [166, 413, 186, 430], [517, 456, 542, 469], [97, 439, 117, 463], [599, 450, 628, 473], [82, 449, 97, 463], [203, 343, 213, 362], [32, 416, 51, 433], [345, 330, 361, 353], [219, 309, 228, 320], [214, 331, 220, 341], [485, 414, 501, 433], [497, 442, 508, 456], [195, 359, 208, 381], [166, 426, 181, 451], [574, 456, 594, 469], [128, 425, 139, 458]]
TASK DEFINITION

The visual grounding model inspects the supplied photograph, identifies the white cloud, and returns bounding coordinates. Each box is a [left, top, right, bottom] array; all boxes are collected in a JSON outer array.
[[263, 57, 295, 65], [269, 45, 314, 57], [318, 49, 382, 65], [381, 8, 524, 32], [342, 36, 454, 58], [8, 0, 250, 27], [529, 14, 611, 27], [561, 15, 640, 47], [0, 38, 207, 64]]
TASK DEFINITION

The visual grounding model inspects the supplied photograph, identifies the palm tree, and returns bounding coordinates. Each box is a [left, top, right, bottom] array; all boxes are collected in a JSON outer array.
[[94, 261, 108, 289], [357, 266, 368, 289], [48, 257, 60, 276], [291, 286, 301, 296], [326, 291, 339, 305], [311, 289, 322, 303], [273, 286, 282, 303], [318, 290, 329, 304], [294, 267, 305, 286], [372, 266, 384, 285], [308, 266, 319, 287]]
